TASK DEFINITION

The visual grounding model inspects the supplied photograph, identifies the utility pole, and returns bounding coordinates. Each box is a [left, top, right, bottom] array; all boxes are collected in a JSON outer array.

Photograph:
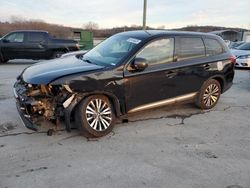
[[143, 0, 147, 30]]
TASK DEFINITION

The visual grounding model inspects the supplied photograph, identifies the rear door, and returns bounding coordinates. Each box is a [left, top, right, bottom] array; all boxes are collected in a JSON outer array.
[[1, 32, 26, 59], [24, 32, 48, 59], [172, 36, 208, 96]]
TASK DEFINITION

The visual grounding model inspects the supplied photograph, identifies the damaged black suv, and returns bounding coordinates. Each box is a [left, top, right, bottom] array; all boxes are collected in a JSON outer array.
[[14, 30, 235, 137]]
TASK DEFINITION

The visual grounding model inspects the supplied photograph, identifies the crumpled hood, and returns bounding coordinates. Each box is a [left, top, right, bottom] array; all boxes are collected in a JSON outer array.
[[231, 49, 250, 57], [22, 56, 104, 84]]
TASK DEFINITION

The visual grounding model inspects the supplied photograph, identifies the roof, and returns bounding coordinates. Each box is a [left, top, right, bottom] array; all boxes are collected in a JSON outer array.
[[116, 30, 216, 40], [10, 30, 49, 33]]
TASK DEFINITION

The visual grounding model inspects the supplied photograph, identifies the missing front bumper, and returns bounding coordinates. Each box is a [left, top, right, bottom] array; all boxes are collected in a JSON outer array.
[[16, 101, 38, 131]]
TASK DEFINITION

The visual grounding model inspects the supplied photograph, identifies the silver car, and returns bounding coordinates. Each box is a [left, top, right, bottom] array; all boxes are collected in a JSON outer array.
[[231, 42, 250, 68]]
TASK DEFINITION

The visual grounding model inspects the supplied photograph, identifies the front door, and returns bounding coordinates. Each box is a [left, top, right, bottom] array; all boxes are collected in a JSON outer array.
[[124, 37, 178, 112], [1, 32, 26, 60]]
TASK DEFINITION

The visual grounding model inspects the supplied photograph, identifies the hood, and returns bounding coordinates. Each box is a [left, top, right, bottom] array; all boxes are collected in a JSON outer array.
[[22, 56, 104, 84], [231, 49, 250, 57]]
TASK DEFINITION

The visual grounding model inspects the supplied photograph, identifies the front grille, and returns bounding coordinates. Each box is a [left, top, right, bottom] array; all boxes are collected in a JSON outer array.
[[241, 63, 248, 66]]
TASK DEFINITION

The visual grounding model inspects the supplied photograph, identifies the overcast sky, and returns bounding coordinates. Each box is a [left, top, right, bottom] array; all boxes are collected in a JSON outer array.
[[0, 0, 250, 29]]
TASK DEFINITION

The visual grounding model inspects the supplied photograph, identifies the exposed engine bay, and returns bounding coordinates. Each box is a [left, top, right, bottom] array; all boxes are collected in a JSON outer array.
[[14, 78, 76, 133]]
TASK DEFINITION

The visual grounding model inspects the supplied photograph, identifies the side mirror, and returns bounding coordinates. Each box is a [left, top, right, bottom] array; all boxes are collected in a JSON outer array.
[[129, 57, 148, 72], [2, 39, 9, 43]]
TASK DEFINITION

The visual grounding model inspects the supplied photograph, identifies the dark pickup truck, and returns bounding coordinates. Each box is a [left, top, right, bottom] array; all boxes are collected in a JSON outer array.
[[0, 30, 80, 63]]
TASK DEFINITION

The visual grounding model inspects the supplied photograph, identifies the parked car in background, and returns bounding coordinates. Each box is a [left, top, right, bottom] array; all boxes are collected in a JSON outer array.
[[0, 30, 80, 63], [14, 30, 235, 137], [231, 42, 250, 68], [229, 41, 245, 49], [224, 40, 231, 46]]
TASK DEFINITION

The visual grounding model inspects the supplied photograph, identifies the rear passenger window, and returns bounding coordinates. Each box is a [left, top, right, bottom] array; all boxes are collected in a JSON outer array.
[[136, 38, 174, 66], [27, 33, 45, 43], [204, 38, 223, 56], [179, 37, 205, 61]]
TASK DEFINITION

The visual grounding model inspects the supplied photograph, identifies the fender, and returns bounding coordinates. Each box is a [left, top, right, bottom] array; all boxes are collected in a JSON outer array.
[[64, 91, 123, 131], [76, 91, 123, 116], [209, 74, 226, 92]]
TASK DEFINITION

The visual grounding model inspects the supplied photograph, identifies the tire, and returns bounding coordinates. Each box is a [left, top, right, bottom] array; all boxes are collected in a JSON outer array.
[[52, 51, 64, 59], [0, 58, 8, 64], [196, 79, 221, 110], [75, 95, 115, 138]]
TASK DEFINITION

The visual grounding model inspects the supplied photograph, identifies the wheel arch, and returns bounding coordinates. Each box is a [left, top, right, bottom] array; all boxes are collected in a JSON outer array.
[[55, 48, 69, 53], [209, 75, 225, 93], [73, 91, 123, 118], [0, 49, 4, 62]]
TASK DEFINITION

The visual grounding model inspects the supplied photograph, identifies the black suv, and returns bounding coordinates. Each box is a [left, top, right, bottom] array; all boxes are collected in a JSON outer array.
[[14, 30, 235, 137], [0, 30, 79, 63]]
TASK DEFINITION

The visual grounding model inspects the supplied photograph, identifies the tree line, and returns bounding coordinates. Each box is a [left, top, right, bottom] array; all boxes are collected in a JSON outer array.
[[0, 19, 246, 39]]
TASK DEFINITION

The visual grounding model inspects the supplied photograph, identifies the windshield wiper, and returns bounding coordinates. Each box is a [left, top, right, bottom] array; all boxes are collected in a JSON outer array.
[[81, 58, 97, 65]]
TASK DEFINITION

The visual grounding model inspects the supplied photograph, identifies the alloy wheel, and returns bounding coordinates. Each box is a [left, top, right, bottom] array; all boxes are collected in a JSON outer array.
[[203, 84, 220, 107], [85, 99, 112, 131]]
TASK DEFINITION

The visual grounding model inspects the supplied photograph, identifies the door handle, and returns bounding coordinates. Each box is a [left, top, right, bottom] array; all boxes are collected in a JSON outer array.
[[165, 71, 177, 78], [38, 43, 46, 48], [203, 64, 210, 70]]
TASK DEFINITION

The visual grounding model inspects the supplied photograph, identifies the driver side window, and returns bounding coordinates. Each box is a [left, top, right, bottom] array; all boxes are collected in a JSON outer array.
[[136, 38, 174, 66], [5, 33, 24, 43]]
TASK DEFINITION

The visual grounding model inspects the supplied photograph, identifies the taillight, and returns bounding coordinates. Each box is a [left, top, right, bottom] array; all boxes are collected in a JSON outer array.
[[230, 55, 236, 65], [76, 43, 80, 50]]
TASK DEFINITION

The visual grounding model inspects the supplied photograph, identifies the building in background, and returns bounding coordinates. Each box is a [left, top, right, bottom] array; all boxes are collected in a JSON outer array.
[[71, 29, 94, 50], [210, 30, 250, 42]]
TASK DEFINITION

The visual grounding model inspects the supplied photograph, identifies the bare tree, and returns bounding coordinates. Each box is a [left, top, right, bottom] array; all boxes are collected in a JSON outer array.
[[83, 21, 99, 31], [10, 15, 26, 23], [157, 25, 165, 29]]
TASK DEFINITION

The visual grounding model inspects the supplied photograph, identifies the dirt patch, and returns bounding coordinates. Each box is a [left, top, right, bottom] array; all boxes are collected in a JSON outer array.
[[0, 122, 18, 133], [0, 94, 12, 100], [196, 150, 218, 159], [22, 166, 48, 173], [0, 84, 12, 100], [13, 167, 48, 177], [226, 185, 243, 188]]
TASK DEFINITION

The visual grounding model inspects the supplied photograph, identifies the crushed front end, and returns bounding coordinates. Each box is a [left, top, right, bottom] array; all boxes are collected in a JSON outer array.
[[13, 76, 75, 132]]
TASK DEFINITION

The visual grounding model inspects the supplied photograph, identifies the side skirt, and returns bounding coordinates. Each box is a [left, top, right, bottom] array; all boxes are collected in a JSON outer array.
[[128, 92, 198, 113]]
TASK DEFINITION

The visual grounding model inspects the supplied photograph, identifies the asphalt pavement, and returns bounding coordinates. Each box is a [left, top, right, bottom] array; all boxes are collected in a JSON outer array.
[[0, 61, 250, 188]]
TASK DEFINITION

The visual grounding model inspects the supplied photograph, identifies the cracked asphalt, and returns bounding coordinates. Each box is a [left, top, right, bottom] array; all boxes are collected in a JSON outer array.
[[0, 61, 250, 188]]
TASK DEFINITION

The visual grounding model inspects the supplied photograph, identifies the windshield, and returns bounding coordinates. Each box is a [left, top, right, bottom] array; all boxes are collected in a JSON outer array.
[[83, 35, 141, 66], [236, 42, 250, 50]]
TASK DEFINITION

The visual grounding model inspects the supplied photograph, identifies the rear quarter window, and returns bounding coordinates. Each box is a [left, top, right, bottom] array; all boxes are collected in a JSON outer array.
[[204, 38, 224, 56], [179, 37, 205, 61]]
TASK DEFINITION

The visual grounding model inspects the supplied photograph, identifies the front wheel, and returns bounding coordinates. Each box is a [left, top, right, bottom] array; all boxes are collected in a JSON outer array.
[[196, 79, 221, 109], [75, 95, 115, 137]]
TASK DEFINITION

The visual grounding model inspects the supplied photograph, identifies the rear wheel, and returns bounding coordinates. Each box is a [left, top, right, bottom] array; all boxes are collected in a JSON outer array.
[[52, 51, 64, 58], [196, 79, 221, 109], [0, 58, 8, 64], [75, 95, 115, 137]]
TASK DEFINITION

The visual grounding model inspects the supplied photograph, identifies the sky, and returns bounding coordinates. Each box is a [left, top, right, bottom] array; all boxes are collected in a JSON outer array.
[[0, 0, 250, 29]]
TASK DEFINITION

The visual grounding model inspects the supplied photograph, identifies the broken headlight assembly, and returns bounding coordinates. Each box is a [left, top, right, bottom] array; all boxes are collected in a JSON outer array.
[[14, 82, 76, 134]]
